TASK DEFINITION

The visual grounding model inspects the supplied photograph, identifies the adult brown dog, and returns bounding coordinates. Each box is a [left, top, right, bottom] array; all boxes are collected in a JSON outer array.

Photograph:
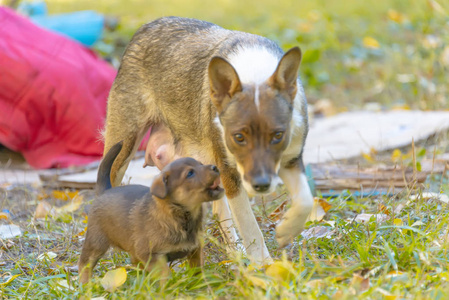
[[78, 141, 223, 283], [103, 17, 313, 264]]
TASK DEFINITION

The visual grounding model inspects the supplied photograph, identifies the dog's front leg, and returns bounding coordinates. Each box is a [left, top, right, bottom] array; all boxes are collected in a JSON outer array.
[[276, 161, 314, 248], [224, 179, 272, 264], [212, 196, 240, 249]]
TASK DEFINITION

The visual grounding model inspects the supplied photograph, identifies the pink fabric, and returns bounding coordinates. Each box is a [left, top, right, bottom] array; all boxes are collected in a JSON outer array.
[[0, 7, 117, 168]]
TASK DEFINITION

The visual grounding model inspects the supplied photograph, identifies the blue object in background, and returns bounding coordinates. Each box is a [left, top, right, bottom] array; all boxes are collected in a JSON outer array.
[[18, 1, 105, 47]]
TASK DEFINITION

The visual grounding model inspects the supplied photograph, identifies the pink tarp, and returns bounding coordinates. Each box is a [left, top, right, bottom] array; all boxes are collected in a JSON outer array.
[[0, 7, 117, 169]]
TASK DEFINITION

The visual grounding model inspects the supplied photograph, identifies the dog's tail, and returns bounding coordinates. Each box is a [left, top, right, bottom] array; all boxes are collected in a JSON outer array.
[[96, 141, 123, 195]]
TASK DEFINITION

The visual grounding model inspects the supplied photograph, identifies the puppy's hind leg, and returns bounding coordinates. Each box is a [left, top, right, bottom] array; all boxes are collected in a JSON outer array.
[[78, 233, 110, 284], [276, 157, 314, 248]]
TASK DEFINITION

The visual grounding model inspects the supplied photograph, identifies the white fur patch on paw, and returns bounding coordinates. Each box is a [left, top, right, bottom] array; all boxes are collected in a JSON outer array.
[[275, 215, 305, 248]]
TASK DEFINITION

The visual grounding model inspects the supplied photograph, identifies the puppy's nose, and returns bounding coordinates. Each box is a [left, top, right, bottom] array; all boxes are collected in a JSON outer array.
[[210, 165, 219, 173], [252, 176, 271, 193]]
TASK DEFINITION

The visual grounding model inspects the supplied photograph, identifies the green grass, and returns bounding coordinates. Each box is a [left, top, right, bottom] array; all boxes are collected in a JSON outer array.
[[1, 0, 449, 298], [45, 0, 449, 110], [1, 172, 449, 298]]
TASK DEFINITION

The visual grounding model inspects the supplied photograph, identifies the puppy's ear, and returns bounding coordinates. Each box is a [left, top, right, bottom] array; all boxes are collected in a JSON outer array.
[[208, 57, 242, 113], [151, 173, 168, 199], [269, 47, 302, 101]]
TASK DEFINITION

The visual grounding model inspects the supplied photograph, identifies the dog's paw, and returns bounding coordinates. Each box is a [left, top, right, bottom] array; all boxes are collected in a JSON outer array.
[[275, 206, 311, 248], [276, 217, 304, 248]]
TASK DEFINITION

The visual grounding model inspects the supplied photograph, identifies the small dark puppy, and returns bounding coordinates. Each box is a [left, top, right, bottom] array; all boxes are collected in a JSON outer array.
[[78, 141, 224, 283]]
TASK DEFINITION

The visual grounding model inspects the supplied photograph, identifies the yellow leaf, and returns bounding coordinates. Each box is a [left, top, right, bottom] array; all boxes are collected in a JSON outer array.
[[393, 219, 403, 226], [54, 196, 83, 214], [246, 275, 268, 289], [74, 226, 87, 238], [218, 260, 233, 266], [317, 198, 332, 212], [34, 200, 53, 219], [391, 149, 402, 162], [378, 204, 391, 216], [362, 152, 374, 162], [52, 190, 79, 201], [387, 9, 404, 23], [0, 274, 20, 286], [363, 37, 380, 49], [307, 198, 331, 222], [266, 261, 293, 281], [101, 267, 127, 292]]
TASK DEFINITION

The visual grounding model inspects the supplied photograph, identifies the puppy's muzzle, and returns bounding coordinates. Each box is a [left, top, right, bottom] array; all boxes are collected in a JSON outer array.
[[205, 165, 224, 200]]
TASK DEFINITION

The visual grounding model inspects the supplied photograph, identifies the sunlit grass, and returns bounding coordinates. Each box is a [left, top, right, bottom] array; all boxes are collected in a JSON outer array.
[[44, 0, 449, 110]]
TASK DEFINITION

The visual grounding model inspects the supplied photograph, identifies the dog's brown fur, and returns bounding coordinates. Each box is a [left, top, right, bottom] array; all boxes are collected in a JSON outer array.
[[102, 17, 313, 262], [78, 142, 224, 283]]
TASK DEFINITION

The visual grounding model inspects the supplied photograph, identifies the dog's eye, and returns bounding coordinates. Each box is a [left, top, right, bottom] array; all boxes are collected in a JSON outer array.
[[271, 131, 284, 144], [233, 133, 245, 144], [186, 170, 195, 178]]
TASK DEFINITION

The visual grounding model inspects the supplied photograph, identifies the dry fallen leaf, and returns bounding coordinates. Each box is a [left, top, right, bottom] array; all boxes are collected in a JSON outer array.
[[301, 226, 334, 240], [34, 200, 54, 219], [391, 149, 402, 162], [0, 212, 9, 220], [0, 274, 20, 286], [350, 273, 370, 292], [363, 36, 380, 49], [54, 196, 84, 215], [101, 267, 127, 292], [37, 251, 57, 261], [246, 275, 268, 289], [268, 199, 288, 222], [410, 192, 449, 204], [378, 204, 391, 216], [387, 9, 405, 23], [265, 261, 294, 282], [354, 214, 389, 224], [52, 190, 80, 201], [0, 224, 22, 239], [307, 198, 332, 222]]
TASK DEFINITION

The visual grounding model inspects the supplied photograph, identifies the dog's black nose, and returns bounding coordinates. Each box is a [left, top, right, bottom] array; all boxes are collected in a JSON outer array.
[[211, 165, 219, 173], [252, 176, 271, 193]]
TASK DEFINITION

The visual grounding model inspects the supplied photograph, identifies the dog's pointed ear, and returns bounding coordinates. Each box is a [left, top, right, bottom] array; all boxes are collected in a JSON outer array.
[[269, 47, 302, 101], [208, 57, 242, 113], [151, 173, 168, 199]]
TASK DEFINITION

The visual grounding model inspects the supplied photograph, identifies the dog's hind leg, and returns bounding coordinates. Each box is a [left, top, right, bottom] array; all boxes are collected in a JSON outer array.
[[103, 91, 151, 187], [276, 157, 314, 248]]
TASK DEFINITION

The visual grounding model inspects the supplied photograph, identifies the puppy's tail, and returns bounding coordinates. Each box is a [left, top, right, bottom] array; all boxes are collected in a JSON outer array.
[[96, 141, 123, 195]]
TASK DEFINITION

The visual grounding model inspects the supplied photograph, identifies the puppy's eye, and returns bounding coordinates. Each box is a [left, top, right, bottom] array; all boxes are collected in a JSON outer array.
[[271, 131, 284, 144], [186, 170, 195, 178], [233, 133, 245, 145]]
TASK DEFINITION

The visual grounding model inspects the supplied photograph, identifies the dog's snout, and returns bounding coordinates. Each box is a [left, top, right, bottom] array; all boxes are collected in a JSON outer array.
[[252, 176, 271, 193], [210, 165, 219, 173]]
